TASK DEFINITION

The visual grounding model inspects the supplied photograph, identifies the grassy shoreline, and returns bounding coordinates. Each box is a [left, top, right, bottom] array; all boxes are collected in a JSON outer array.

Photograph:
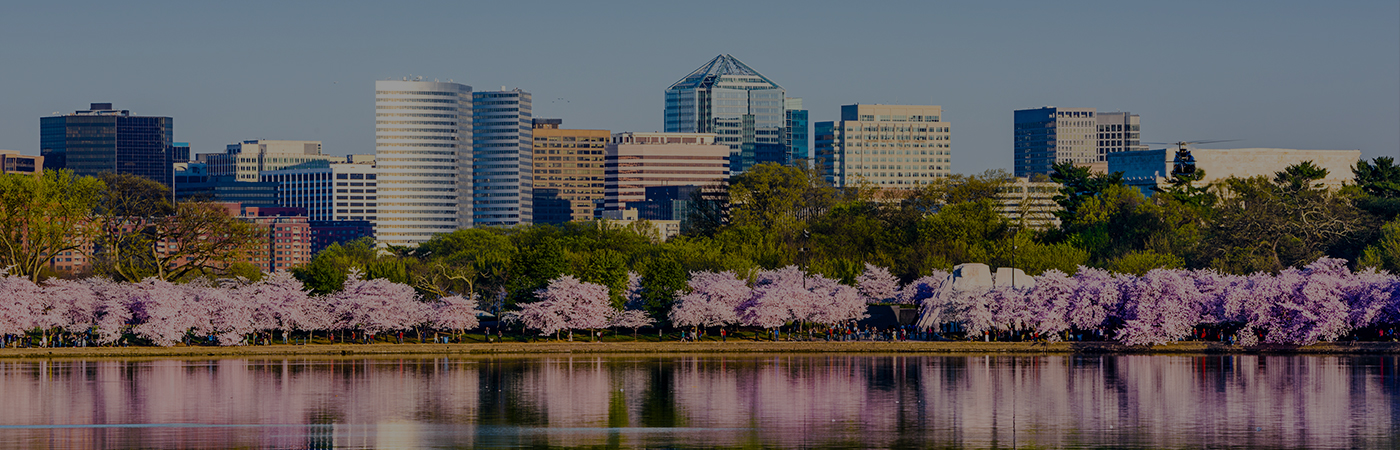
[[2, 340, 1399, 359]]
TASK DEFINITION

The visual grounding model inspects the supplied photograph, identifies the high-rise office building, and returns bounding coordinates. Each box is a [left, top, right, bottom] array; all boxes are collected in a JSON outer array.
[[201, 140, 336, 181], [1013, 107, 1142, 177], [784, 97, 810, 165], [815, 104, 951, 188], [374, 79, 472, 246], [604, 132, 730, 212], [664, 54, 786, 173], [531, 119, 607, 224], [261, 159, 378, 222], [40, 103, 174, 186], [472, 88, 532, 227]]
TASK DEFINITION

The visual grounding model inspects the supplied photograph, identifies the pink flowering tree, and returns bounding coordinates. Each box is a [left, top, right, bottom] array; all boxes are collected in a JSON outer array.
[[329, 268, 423, 342], [126, 278, 200, 347], [669, 270, 750, 329], [84, 278, 133, 345], [738, 267, 815, 333], [518, 275, 614, 341], [1115, 269, 1203, 346], [432, 294, 483, 338], [25, 278, 68, 347], [193, 279, 256, 346], [1247, 258, 1354, 345], [1346, 268, 1400, 328], [856, 263, 900, 304], [610, 309, 655, 339], [242, 271, 311, 344], [0, 273, 42, 341], [1023, 269, 1075, 340], [45, 278, 100, 337], [1067, 267, 1126, 332], [806, 275, 867, 326]]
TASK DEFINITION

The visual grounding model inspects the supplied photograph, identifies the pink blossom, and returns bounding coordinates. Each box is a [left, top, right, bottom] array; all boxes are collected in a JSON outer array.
[[670, 271, 750, 328], [432, 294, 483, 331], [518, 276, 614, 335], [855, 263, 900, 304]]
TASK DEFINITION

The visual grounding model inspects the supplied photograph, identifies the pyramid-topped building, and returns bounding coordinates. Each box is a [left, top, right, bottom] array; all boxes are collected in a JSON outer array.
[[666, 54, 782, 92], [664, 54, 803, 172]]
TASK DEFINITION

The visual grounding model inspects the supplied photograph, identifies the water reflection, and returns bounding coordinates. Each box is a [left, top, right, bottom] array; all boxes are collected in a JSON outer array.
[[1, 354, 1396, 448]]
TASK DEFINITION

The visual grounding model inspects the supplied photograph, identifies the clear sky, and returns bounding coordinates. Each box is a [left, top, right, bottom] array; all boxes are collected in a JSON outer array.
[[1, 1, 1396, 173]]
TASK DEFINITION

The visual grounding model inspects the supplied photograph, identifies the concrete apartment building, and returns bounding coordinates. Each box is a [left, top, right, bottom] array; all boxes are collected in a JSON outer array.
[[1109, 147, 1363, 195], [531, 119, 608, 224], [815, 104, 952, 188], [1014, 107, 1143, 177], [603, 132, 730, 212], [472, 88, 533, 227], [374, 79, 473, 246]]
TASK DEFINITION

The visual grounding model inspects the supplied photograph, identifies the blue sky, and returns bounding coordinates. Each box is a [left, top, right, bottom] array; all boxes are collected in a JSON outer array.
[[1, 1, 1395, 173]]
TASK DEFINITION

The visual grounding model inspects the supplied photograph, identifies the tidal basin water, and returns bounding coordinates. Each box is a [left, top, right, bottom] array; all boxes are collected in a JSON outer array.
[[1, 354, 1397, 449]]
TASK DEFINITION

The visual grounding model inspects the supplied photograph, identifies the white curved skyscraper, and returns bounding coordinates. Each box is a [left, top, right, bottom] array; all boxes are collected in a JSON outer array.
[[374, 79, 472, 245]]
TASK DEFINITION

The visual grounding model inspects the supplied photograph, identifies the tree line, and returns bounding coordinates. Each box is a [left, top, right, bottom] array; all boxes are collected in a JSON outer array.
[[0, 171, 264, 283], [0, 156, 1395, 336]]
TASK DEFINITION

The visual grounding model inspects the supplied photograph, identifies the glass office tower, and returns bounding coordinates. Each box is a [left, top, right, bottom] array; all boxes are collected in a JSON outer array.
[[664, 54, 785, 173], [784, 97, 809, 165], [374, 79, 472, 246], [41, 103, 174, 186], [472, 88, 533, 227]]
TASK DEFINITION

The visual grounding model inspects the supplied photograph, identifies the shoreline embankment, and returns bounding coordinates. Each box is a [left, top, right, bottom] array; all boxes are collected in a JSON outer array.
[[3, 341, 1399, 359]]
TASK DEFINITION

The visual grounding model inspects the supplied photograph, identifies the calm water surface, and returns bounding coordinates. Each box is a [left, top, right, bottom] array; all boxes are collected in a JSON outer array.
[[1, 354, 1397, 449]]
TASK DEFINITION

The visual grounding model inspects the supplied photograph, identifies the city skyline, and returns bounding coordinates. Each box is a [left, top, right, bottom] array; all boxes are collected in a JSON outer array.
[[0, 1, 1395, 175]]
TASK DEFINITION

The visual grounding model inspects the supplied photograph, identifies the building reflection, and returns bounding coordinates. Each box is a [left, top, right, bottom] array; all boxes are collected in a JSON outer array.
[[0, 354, 1396, 448]]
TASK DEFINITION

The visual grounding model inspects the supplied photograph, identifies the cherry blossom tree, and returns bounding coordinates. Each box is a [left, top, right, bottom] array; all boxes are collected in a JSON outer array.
[[432, 294, 483, 337], [192, 279, 254, 345], [1248, 258, 1354, 345], [329, 268, 423, 341], [126, 278, 199, 347], [85, 278, 132, 345], [1023, 269, 1075, 339], [0, 273, 42, 340], [44, 278, 99, 336], [1067, 267, 1126, 331], [738, 266, 814, 331], [610, 309, 655, 339], [1346, 268, 1400, 328], [1116, 269, 1203, 346], [518, 275, 614, 340], [806, 275, 867, 326], [856, 263, 900, 304], [242, 271, 311, 343], [669, 271, 750, 329]]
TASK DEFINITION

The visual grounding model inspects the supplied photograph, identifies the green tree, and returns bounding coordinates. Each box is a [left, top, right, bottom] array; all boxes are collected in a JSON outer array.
[[0, 170, 104, 282], [728, 163, 835, 247], [1048, 161, 1126, 223], [1357, 218, 1400, 273], [636, 252, 688, 318], [292, 237, 379, 294], [1354, 156, 1400, 220], [1204, 163, 1363, 273], [1105, 250, 1185, 276]]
